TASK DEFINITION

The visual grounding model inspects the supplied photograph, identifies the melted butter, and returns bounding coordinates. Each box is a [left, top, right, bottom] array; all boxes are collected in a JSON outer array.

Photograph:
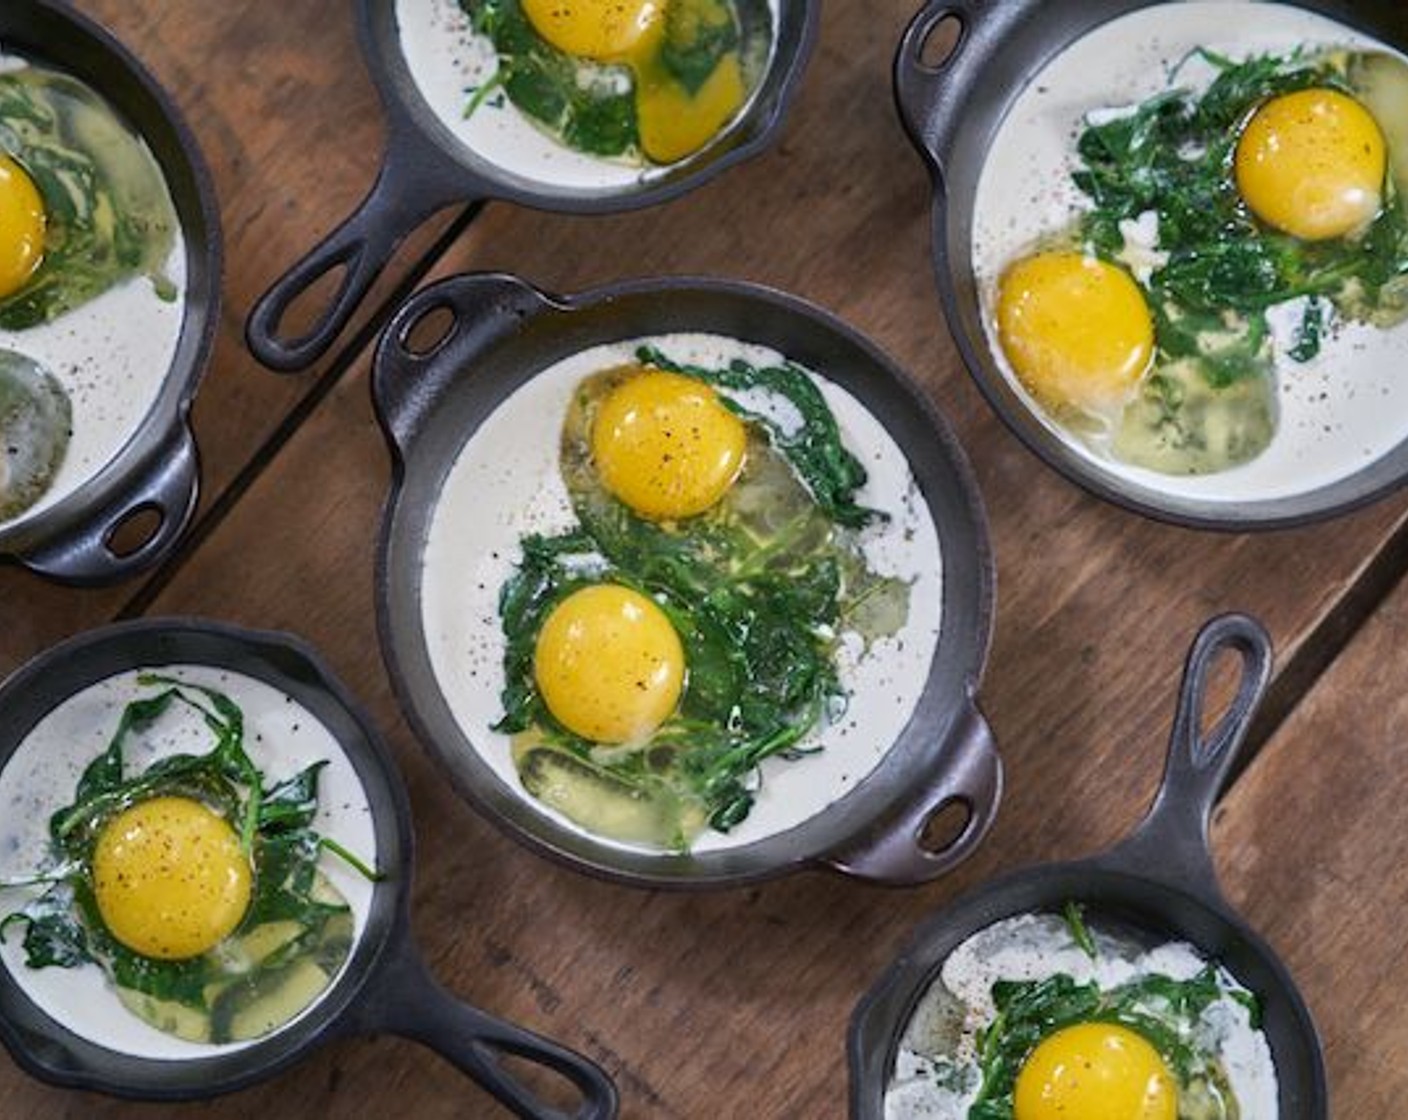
[[1114, 356, 1277, 475]]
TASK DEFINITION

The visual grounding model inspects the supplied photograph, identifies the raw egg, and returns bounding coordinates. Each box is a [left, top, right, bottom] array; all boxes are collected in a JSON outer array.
[[591, 365, 747, 519], [520, 0, 748, 163], [1013, 1022, 1178, 1120], [1236, 87, 1386, 241], [534, 583, 686, 743], [996, 252, 1154, 418], [92, 795, 252, 961], [0, 154, 44, 300]]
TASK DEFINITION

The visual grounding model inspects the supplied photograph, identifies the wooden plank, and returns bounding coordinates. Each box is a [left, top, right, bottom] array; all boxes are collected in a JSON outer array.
[[1213, 579, 1408, 1118], [2, 1, 1407, 1117], [0, 0, 459, 673]]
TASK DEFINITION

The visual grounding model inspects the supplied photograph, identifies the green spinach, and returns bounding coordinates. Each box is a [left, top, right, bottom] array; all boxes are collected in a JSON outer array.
[[1073, 49, 1408, 383], [497, 352, 906, 846]]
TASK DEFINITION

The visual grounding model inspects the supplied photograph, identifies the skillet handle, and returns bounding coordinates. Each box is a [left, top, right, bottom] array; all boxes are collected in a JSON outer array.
[[1101, 612, 1273, 894], [246, 140, 476, 374], [372, 272, 557, 454], [825, 700, 1002, 885], [366, 949, 618, 1120], [17, 424, 199, 585], [893, 0, 979, 174]]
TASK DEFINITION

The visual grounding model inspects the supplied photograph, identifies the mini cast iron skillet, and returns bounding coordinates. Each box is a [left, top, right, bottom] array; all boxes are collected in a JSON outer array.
[[246, 0, 817, 373], [894, 0, 1407, 530], [0, 619, 617, 1118], [849, 612, 1328, 1117], [0, 2, 220, 583], [373, 271, 1000, 888]]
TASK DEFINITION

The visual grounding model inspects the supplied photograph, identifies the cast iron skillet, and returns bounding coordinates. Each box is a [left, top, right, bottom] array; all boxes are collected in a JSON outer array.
[[849, 612, 1328, 1117], [245, 0, 817, 373], [373, 271, 1000, 888], [894, 0, 1407, 530], [0, 619, 617, 1118], [0, 1, 220, 583]]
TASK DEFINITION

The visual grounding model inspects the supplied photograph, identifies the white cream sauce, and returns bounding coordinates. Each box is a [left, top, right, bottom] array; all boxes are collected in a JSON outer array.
[[419, 332, 943, 854], [971, 2, 1408, 503]]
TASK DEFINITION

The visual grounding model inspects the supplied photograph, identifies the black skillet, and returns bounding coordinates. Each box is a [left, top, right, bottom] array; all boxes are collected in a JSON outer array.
[[894, 0, 1408, 530], [0, 1, 220, 583], [373, 271, 1000, 888], [246, 0, 817, 373], [849, 612, 1328, 1117], [0, 619, 617, 1117]]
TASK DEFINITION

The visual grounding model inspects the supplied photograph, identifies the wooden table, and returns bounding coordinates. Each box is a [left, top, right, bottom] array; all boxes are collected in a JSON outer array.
[[3, 2, 1404, 1116]]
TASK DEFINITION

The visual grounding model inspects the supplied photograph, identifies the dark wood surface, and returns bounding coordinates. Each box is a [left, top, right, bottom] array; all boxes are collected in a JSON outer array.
[[1, 2, 1404, 1116]]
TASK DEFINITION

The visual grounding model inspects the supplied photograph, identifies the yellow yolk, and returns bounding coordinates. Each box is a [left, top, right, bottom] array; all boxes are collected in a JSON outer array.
[[996, 252, 1154, 417], [637, 51, 747, 164], [534, 584, 685, 743], [1236, 88, 1386, 241], [92, 796, 252, 960], [1014, 1023, 1178, 1120], [0, 154, 45, 300], [520, 0, 747, 163], [592, 367, 747, 520], [521, 0, 666, 59]]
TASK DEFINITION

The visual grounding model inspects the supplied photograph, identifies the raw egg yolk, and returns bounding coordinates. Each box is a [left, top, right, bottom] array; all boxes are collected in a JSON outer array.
[[534, 584, 685, 743], [1235, 88, 1386, 241], [1014, 1023, 1177, 1120], [521, 0, 665, 59], [0, 154, 45, 300], [997, 252, 1154, 416], [592, 368, 747, 520], [520, 0, 747, 163], [92, 796, 252, 960]]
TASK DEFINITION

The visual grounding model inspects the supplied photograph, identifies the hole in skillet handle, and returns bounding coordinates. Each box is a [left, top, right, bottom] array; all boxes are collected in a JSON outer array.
[[894, 1, 978, 168], [399, 300, 458, 360], [270, 258, 356, 352], [1171, 612, 1274, 779], [917, 13, 964, 70], [919, 797, 973, 854], [900, 1, 971, 75], [104, 502, 165, 559]]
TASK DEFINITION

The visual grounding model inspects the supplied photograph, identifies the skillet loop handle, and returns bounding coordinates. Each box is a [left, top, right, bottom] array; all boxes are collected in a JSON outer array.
[[894, 0, 978, 173], [371, 953, 618, 1120], [246, 145, 473, 374], [826, 700, 1002, 885], [18, 423, 199, 586], [372, 272, 554, 454], [1106, 612, 1273, 892]]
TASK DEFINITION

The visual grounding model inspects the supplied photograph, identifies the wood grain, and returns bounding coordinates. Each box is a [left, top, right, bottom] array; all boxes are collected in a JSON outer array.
[[1213, 573, 1408, 1119], [3, 2, 1407, 1118]]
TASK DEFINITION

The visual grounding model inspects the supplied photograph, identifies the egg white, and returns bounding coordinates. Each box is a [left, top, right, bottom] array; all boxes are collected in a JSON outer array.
[[418, 332, 943, 855], [971, 2, 1408, 502], [394, 0, 779, 190], [0, 53, 188, 532], [0, 665, 377, 1061], [885, 911, 1279, 1119]]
